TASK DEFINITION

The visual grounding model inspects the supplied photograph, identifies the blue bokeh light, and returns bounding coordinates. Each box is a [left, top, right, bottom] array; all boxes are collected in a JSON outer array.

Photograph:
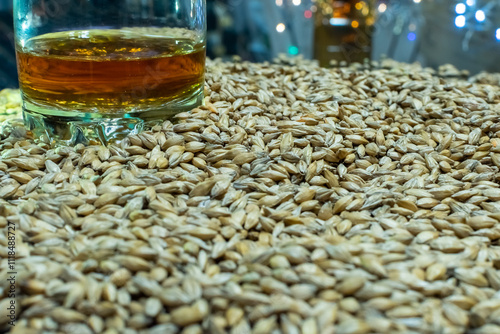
[[455, 15, 466, 28], [455, 3, 466, 14], [475, 10, 485, 22], [289, 46, 299, 55]]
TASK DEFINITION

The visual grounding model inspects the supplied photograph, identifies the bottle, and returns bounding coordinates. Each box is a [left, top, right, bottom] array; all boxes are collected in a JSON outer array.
[[313, 0, 375, 66]]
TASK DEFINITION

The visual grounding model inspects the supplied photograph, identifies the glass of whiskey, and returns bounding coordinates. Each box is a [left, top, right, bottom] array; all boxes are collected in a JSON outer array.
[[14, 0, 206, 145]]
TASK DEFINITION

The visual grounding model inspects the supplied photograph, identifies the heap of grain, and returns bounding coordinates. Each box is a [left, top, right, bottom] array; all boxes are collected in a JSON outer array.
[[1, 56, 500, 334]]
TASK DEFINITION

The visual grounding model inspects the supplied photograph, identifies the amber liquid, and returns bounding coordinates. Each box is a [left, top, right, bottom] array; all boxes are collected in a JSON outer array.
[[16, 29, 206, 113]]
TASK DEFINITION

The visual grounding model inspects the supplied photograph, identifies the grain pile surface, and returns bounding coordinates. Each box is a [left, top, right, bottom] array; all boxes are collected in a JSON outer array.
[[2, 57, 500, 334]]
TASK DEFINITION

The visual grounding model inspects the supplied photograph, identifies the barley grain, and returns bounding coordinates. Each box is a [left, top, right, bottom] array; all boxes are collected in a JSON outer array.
[[4, 58, 500, 333]]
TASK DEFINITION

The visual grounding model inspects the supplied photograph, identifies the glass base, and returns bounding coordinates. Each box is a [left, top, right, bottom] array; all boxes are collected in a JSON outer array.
[[22, 91, 203, 145]]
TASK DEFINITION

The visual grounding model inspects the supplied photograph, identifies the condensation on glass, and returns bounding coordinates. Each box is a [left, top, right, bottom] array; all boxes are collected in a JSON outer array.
[[14, 0, 206, 144]]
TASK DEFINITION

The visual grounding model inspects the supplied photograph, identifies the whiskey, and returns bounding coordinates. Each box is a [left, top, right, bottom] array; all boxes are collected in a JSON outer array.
[[16, 28, 206, 113]]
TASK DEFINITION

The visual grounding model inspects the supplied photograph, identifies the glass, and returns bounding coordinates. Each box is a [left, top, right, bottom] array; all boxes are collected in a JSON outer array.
[[313, 0, 376, 67], [14, 0, 206, 145]]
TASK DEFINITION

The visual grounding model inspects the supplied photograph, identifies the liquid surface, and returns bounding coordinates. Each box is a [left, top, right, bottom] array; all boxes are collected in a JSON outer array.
[[17, 28, 206, 113]]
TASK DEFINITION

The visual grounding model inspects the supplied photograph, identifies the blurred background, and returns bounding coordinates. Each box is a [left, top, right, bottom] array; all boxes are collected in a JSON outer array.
[[1, 0, 500, 89]]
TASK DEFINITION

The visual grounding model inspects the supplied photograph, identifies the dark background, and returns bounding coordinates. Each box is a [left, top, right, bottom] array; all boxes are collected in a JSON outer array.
[[2, 0, 500, 89], [0, 0, 15, 88]]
